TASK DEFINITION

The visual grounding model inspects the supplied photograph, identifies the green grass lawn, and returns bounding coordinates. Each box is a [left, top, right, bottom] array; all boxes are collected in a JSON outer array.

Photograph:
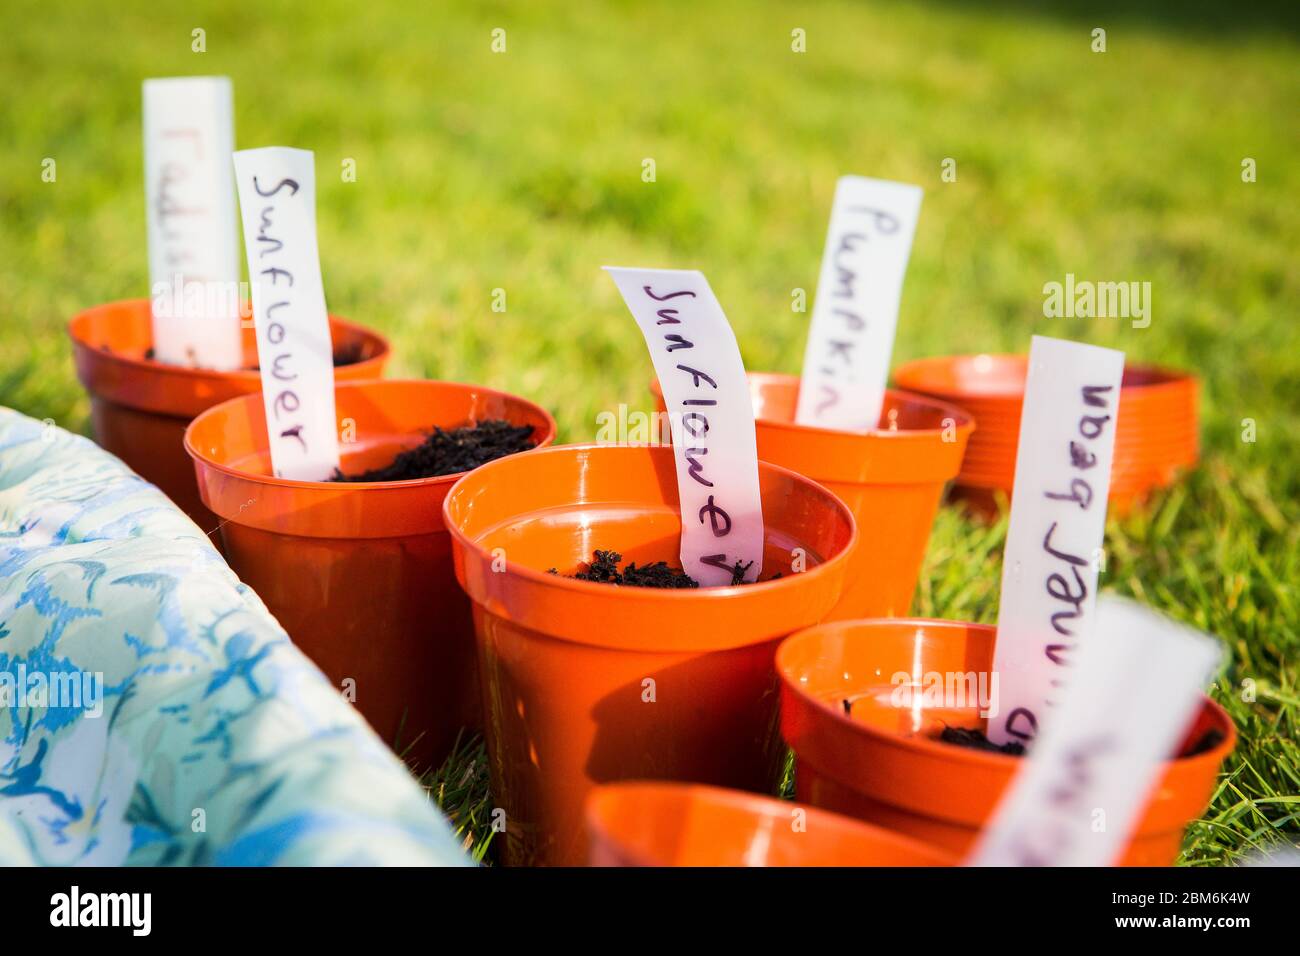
[[2, 0, 1296, 865]]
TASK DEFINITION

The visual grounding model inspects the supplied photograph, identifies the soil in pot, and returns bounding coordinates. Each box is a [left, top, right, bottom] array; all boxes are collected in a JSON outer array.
[[330, 419, 536, 482], [135, 343, 370, 368], [841, 688, 1227, 759], [937, 727, 1026, 756], [936, 723, 1225, 759], [549, 549, 776, 588]]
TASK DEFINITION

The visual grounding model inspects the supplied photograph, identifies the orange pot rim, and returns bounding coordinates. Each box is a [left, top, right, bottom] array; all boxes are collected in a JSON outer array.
[[187, 378, 558, 540], [652, 371, 976, 486], [962, 439, 1200, 458], [893, 353, 1199, 403], [445, 442, 858, 606], [777, 617, 1237, 774], [68, 297, 392, 416], [969, 440, 1200, 455], [959, 458, 1199, 480], [585, 780, 957, 866], [653, 371, 976, 443], [956, 481, 1190, 504], [184, 377, 559, 495], [959, 459, 1199, 488], [749, 372, 975, 443]]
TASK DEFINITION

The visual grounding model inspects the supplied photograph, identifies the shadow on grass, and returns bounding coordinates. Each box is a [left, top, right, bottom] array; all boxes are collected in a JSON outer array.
[[918, 0, 1300, 39]]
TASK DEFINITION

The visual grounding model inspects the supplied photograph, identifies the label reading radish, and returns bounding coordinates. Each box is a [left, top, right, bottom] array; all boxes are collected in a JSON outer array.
[[605, 267, 764, 586], [232, 147, 340, 482], [795, 176, 923, 432], [970, 596, 1222, 867], [988, 335, 1125, 747], [143, 76, 242, 370]]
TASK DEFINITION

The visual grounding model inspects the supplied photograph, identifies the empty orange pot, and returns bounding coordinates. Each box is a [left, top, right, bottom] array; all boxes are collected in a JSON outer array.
[[777, 619, 1236, 866], [652, 373, 973, 619], [586, 781, 955, 866], [893, 354, 1199, 517], [185, 378, 556, 768], [69, 298, 390, 530], [443, 444, 857, 866]]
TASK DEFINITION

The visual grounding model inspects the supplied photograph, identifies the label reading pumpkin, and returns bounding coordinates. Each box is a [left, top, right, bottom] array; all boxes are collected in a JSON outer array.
[[795, 175, 923, 432]]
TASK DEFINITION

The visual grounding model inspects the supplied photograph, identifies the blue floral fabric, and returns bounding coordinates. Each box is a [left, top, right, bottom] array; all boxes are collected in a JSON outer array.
[[0, 407, 468, 865]]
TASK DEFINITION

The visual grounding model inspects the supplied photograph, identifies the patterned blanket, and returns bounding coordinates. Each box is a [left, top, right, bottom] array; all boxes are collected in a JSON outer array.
[[0, 408, 467, 865]]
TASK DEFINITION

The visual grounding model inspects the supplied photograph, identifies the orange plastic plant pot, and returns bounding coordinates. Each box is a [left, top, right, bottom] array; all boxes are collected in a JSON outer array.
[[68, 298, 390, 529], [651, 373, 972, 620], [777, 619, 1236, 866], [185, 378, 556, 768], [443, 444, 858, 866], [893, 354, 1199, 516], [585, 781, 955, 866]]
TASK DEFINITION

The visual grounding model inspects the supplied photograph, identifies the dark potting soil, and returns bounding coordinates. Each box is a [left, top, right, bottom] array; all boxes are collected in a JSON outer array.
[[548, 549, 774, 589], [936, 725, 1227, 759], [133, 345, 366, 367], [938, 726, 1027, 756], [330, 419, 536, 482]]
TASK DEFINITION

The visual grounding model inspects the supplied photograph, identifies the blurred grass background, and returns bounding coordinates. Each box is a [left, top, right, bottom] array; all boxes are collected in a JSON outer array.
[[1, 0, 1296, 865]]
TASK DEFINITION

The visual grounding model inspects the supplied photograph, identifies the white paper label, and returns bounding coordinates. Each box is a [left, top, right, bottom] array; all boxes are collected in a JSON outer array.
[[795, 176, 923, 432], [970, 595, 1222, 867], [232, 147, 340, 481], [988, 336, 1125, 747], [605, 267, 764, 586], [142, 77, 242, 370]]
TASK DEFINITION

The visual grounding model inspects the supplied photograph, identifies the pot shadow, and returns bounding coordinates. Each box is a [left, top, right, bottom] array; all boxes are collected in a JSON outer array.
[[583, 651, 788, 797]]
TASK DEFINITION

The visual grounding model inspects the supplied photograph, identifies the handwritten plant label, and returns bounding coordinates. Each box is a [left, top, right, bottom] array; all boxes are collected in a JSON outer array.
[[795, 176, 923, 432], [988, 335, 1125, 747], [605, 267, 764, 586], [970, 596, 1222, 867], [143, 76, 242, 370], [232, 147, 340, 481]]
